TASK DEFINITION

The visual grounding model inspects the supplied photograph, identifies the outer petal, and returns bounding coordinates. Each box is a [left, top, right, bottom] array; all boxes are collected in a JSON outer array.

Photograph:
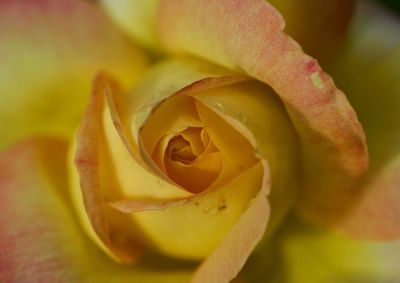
[[100, 0, 161, 50], [100, 0, 354, 61], [71, 74, 145, 263], [240, 214, 400, 282], [0, 0, 147, 149], [158, 0, 368, 225], [0, 138, 191, 283], [328, 0, 400, 239]]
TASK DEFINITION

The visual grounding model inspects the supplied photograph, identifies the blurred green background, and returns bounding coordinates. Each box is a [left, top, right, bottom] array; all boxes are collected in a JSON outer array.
[[376, 0, 400, 14]]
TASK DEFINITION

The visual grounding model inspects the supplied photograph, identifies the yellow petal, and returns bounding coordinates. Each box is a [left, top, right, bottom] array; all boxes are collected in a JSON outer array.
[[0, 0, 148, 149], [166, 152, 223, 194], [195, 101, 258, 188], [100, 0, 161, 50], [132, 161, 267, 260], [140, 95, 202, 157]]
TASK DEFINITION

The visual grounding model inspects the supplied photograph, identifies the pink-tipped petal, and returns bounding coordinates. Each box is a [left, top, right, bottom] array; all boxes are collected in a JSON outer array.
[[0, 138, 72, 282], [72, 74, 143, 263]]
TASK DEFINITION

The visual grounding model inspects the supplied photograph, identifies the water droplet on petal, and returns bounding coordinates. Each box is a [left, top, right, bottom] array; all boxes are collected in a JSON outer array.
[[204, 198, 227, 215], [156, 179, 165, 185], [214, 102, 224, 112], [204, 207, 219, 215], [217, 204, 227, 211]]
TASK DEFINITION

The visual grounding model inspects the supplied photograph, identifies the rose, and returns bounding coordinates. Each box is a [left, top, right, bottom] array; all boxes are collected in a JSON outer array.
[[69, 58, 298, 271], [1, 1, 400, 283], [71, 0, 367, 280]]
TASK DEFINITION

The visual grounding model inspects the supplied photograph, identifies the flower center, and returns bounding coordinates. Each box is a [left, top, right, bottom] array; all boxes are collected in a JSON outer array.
[[158, 127, 222, 194], [167, 136, 197, 164], [139, 94, 258, 195]]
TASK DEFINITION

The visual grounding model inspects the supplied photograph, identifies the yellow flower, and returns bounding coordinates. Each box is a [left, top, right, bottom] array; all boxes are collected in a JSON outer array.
[[0, 0, 399, 283]]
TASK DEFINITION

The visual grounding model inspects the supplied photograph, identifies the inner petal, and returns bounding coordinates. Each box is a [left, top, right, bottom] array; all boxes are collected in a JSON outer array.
[[167, 135, 197, 163], [140, 95, 202, 155], [194, 101, 259, 188], [165, 149, 223, 194], [180, 127, 206, 156], [158, 127, 222, 194]]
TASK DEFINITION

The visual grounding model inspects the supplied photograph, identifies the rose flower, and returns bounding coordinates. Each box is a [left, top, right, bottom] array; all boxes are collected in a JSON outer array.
[[1, 0, 399, 282]]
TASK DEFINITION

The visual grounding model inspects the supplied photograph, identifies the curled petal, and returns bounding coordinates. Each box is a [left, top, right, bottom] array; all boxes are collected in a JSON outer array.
[[71, 74, 144, 263]]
